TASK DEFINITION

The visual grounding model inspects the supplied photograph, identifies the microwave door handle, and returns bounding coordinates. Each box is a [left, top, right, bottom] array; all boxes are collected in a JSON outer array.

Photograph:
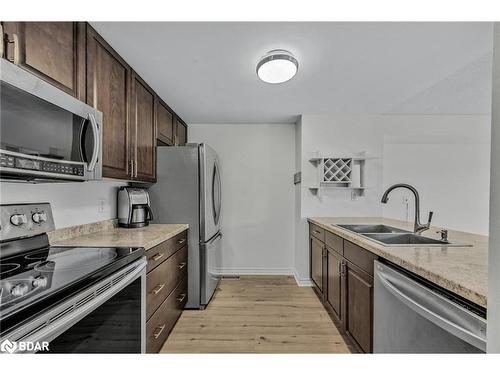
[[86, 113, 100, 172]]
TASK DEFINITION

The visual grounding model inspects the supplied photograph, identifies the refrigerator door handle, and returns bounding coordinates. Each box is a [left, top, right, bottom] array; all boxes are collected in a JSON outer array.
[[208, 232, 222, 245]]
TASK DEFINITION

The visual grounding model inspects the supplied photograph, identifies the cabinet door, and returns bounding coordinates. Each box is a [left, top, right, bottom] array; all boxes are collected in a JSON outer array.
[[327, 249, 343, 321], [310, 236, 324, 292], [2, 22, 85, 99], [175, 118, 187, 146], [157, 99, 174, 146], [86, 27, 131, 180], [345, 263, 373, 353], [130, 73, 156, 182]]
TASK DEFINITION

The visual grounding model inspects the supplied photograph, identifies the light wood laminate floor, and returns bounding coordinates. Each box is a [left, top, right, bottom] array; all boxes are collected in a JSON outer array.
[[161, 276, 350, 353]]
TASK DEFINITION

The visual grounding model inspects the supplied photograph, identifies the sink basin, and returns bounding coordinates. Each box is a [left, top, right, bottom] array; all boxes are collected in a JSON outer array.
[[336, 224, 411, 234], [363, 233, 450, 246]]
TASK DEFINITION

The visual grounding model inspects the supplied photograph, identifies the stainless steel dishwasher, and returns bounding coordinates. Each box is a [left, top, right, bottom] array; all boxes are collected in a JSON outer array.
[[374, 260, 486, 353]]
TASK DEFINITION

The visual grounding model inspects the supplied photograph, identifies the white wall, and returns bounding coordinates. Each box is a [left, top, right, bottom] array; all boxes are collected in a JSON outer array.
[[488, 22, 500, 353], [295, 114, 491, 281], [0, 180, 125, 229], [189, 123, 296, 275], [382, 115, 491, 235]]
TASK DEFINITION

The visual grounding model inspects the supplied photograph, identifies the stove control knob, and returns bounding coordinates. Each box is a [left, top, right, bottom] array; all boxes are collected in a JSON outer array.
[[11, 282, 29, 297], [32, 211, 47, 224], [10, 214, 28, 226], [32, 275, 48, 288]]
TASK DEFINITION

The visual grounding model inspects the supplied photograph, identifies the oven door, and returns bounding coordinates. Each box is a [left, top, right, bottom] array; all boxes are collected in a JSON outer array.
[[2, 259, 146, 354], [0, 59, 102, 181]]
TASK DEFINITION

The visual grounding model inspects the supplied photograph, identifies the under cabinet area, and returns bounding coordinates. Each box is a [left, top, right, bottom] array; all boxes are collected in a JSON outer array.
[[309, 222, 376, 353], [145, 229, 188, 353]]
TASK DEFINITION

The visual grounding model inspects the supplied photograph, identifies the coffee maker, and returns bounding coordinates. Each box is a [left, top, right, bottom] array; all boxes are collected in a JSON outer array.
[[117, 187, 154, 228]]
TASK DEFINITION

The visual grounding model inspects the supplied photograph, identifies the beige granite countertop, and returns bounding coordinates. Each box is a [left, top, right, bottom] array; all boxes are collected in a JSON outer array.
[[308, 217, 488, 308], [50, 223, 189, 251]]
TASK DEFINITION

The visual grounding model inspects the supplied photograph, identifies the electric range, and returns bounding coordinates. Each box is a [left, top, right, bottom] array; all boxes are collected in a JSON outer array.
[[0, 203, 146, 353]]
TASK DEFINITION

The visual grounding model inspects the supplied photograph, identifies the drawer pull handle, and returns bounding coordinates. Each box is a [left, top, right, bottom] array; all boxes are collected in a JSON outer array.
[[178, 238, 186, 245], [152, 252, 164, 261], [177, 293, 186, 303], [314, 230, 321, 235], [153, 324, 166, 339], [178, 262, 187, 270], [152, 283, 165, 295]]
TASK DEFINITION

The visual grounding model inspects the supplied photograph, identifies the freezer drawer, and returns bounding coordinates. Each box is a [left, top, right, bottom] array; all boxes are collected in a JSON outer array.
[[200, 231, 222, 306]]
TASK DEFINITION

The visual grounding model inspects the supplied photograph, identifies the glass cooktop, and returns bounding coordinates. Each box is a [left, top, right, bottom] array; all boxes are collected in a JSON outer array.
[[0, 245, 144, 327]]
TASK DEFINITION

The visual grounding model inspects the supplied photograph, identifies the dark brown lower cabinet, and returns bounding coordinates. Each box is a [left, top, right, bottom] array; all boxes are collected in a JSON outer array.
[[146, 229, 188, 353], [326, 248, 343, 321], [310, 236, 324, 293], [309, 222, 376, 353], [344, 262, 373, 353]]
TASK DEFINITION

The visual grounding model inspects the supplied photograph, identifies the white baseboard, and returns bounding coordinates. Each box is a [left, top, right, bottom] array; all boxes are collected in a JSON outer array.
[[293, 269, 313, 287], [217, 268, 294, 276], [216, 268, 312, 287]]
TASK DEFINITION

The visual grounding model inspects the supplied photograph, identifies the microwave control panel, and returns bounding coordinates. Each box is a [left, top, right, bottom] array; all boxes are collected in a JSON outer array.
[[0, 152, 85, 177]]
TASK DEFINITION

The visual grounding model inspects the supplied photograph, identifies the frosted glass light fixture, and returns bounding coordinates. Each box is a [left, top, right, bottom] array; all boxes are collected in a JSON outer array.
[[256, 50, 298, 84]]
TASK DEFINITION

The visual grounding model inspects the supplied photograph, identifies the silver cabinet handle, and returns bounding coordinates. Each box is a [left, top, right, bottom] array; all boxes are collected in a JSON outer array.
[[87, 113, 100, 172], [8, 33, 20, 65], [0, 24, 4, 59], [177, 238, 186, 245], [177, 262, 187, 270], [152, 283, 165, 295], [152, 252, 164, 262], [153, 324, 166, 339], [176, 293, 186, 303], [314, 230, 321, 235]]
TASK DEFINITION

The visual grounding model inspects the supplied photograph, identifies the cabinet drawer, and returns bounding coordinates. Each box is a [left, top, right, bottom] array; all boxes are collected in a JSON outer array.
[[146, 246, 187, 319], [325, 231, 343, 255], [344, 241, 377, 276], [310, 224, 325, 242], [146, 277, 187, 353], [146, 230, 187, 272]]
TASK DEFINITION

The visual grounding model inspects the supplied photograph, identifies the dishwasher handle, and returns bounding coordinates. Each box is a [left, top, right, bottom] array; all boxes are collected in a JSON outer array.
[[375, 263, 486, 351]]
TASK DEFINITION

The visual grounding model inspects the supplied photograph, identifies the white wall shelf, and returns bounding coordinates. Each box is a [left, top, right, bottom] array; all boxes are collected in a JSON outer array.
[[308, 152, 377, 196]]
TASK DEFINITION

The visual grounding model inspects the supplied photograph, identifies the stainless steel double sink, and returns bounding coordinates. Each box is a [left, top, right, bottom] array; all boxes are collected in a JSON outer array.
[[335, 224, 470, 247]]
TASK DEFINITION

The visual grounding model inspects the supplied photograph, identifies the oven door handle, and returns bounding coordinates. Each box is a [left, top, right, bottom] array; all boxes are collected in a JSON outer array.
[[3, 258, 147, 353], [87, 113, 100, 172]]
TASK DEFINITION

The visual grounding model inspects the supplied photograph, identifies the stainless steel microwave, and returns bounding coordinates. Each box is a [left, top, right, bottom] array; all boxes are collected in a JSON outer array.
[[0, 59, 103, 182]]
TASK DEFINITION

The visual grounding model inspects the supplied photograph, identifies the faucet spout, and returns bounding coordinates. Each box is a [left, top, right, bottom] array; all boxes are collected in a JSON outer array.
[[380, 183, 433, 235]]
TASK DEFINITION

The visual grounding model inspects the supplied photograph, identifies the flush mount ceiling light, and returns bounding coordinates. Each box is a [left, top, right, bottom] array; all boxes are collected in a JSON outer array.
[[256, 50, 299, 84]]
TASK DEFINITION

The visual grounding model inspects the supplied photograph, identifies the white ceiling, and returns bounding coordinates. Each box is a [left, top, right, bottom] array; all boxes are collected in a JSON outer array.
[[92, 22, 493, 124]]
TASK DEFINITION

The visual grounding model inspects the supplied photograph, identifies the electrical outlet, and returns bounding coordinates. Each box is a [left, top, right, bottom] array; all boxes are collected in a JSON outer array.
[[98, 198, 106, 213]]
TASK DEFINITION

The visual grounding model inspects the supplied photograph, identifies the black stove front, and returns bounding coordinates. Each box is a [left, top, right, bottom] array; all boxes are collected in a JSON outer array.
[[0, 234, 144, 334]]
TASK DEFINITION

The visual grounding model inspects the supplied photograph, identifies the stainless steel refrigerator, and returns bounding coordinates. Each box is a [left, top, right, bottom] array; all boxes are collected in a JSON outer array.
[[149, 144, 222, 309]]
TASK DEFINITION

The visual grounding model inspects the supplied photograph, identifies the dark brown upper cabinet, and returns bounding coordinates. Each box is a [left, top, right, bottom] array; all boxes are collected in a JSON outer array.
[[86, 25, 131, 180], [157, 99, 175, 146], [175, 117, 187, 146], [130, 72, 156, 182], [1, 22, 187, 183], [2, 22, 86, 100]]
